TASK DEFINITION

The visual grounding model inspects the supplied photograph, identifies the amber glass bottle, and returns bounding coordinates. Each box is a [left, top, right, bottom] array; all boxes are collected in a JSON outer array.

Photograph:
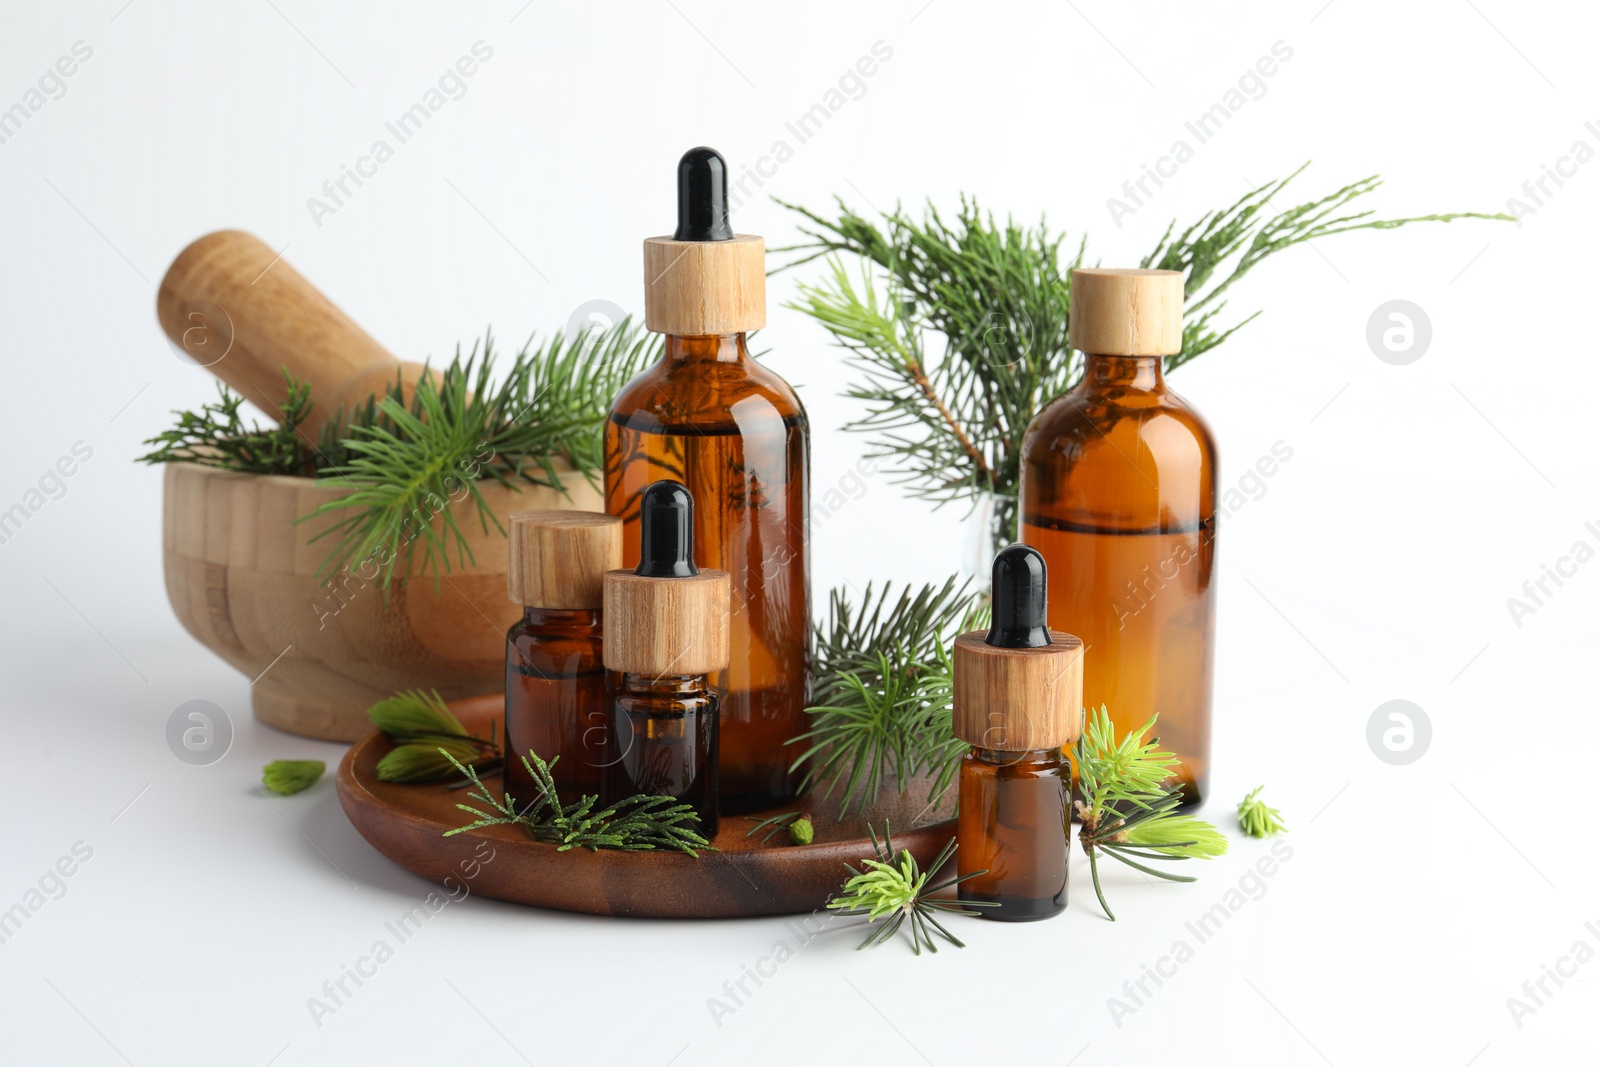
[[602, 480, 731, 835], [958, 749, 1071, 919], [605, 147, 809, 813], [610, 674, 719, 834], [1020, 268, 1216, 803], [953, 545, 1084, 922], [503, 511, 622, 807]]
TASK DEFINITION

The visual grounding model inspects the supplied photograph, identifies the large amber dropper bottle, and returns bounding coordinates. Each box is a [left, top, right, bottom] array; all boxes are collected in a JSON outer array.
[[1019, 268, 1217, 803], [604, 147, 810, 813]]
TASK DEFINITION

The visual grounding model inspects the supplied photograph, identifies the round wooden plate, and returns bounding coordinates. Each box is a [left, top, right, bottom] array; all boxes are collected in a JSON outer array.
[[336, 694, 956, 918]]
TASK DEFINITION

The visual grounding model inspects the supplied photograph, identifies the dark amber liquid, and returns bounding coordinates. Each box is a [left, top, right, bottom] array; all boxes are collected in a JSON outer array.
[[607, 674, 719, 835], [1020, 354, 1217, 803], [504, 607, 610, 807], [604, 334, 810, 813], [957, 748, 1069, 921]]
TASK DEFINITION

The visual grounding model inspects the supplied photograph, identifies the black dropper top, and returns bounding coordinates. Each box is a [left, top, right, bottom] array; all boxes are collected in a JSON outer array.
[[673, 147, 734, 242], [635, 480, 699, 578], [985, 544, 1052, 649]]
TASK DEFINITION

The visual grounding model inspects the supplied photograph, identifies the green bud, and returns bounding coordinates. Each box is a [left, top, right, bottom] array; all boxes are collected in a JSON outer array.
[[262, 759, 326, 796], [789, 815, 814, 846]]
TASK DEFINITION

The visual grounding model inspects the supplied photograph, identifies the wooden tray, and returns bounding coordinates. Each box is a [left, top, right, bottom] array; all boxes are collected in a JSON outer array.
[[336, 695, 956, 918]]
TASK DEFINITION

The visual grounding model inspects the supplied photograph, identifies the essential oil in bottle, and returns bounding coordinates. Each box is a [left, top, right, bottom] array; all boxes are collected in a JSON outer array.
[[604, 146, 811, 814], [1019, 268, 1216, 804], [503, 510, 623, 807], [602, 479, 731, 835], [953, 544, 1084, 922]]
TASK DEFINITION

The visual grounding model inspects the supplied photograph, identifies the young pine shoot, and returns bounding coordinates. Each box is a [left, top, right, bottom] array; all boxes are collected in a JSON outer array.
[[1237, 785, 1287, 838], [825, 824, 994, 954], [1075, 706, 1228, 921]]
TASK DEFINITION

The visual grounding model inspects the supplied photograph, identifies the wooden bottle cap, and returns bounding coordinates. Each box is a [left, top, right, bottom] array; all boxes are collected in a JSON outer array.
[[1068, 267, 1184, 356], [506, 511, 623, 609], [642, 234, 766, 336], [951, 630, 1085, 750], [603, 570, 731, 676]]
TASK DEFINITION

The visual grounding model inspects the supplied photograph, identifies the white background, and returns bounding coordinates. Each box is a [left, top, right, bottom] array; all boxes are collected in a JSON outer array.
[[2, 1, 1596, 1064]]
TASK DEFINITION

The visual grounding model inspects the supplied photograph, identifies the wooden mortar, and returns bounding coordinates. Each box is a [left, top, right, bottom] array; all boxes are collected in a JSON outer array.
[[156, 232, 601, 740]]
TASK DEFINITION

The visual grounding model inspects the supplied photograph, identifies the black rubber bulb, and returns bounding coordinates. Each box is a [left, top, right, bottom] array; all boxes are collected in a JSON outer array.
[[673, 146, 734, 241], [985, 543, 1052, 649], [635, 480, 699, 578]]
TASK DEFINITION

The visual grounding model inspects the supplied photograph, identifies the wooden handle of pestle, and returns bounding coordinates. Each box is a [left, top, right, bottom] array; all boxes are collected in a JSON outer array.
[[156, 230, 426, 435]]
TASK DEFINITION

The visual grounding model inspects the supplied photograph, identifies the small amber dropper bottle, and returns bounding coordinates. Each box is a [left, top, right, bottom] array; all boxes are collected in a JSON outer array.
[[1019, 268, 1217, 804], [604, 146, 811, 814], [503, 510, 623, 806], [602, 480, 731, 835], [953, 544, 1084, 921]]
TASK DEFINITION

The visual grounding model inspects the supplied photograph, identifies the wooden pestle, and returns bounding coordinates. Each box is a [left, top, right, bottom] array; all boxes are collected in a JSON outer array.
[[156, 230, 426, 436]]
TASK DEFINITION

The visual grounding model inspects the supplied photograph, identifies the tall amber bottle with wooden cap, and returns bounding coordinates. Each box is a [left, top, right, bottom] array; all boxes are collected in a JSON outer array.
[[1019, 267, 1217, 803], [604, 146, 810, 813], [954, 544, 1083, 921], [603, 480, 731, 835], [504, 510, 623, 806]]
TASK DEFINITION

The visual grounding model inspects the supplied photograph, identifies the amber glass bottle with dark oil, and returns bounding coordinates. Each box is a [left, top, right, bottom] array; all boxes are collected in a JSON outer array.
[[953, 545, 1083, 921], [1020, 268, 1216, 803], [605, 147, 809, 813], [603, 480, 731, 836], [502, 511, 623, 807]]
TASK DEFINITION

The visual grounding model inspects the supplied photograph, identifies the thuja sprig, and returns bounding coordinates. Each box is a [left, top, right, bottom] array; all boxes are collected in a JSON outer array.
[[825, 825, 994, 954], [442, 750, 710, 856], [789, 577, 981, 816], [1237, 785, 1287, 838], [139, 369, 327, 477], [368, 690, 500, 783], [1075, 706, 1227, 922]]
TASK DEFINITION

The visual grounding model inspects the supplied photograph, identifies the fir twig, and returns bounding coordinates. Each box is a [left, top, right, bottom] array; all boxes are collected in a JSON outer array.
[[140, 321, 659, 591], [790, 577, 981, 816], [775, 174, 1509, 550], [305, 323, 658, 590]]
